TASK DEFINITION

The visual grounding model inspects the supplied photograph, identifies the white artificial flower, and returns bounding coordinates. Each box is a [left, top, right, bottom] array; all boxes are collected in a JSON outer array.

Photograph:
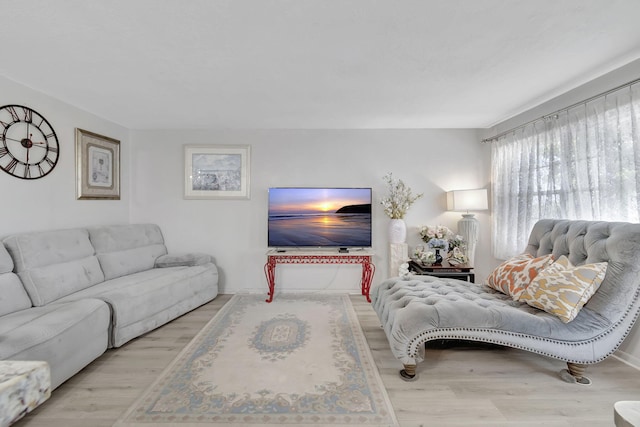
[[380, 173, 423, 219]]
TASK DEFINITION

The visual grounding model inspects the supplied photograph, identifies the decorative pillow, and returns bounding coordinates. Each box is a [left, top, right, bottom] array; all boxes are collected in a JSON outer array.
[[518, 256, 608, 323], [484, 253, 554, 299]]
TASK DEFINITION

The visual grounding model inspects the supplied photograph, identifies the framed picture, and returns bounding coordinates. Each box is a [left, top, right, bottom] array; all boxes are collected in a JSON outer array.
[[184, 144, 251, 199], [75, 128, 120, 200]]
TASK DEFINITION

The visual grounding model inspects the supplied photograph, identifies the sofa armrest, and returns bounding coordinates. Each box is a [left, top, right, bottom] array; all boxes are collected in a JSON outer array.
[[155, 253, 212, 268]]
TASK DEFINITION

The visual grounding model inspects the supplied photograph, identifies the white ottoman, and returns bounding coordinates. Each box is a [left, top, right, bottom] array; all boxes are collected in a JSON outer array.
[[615, 401, 640, 427], [0, 361, 51, 427]]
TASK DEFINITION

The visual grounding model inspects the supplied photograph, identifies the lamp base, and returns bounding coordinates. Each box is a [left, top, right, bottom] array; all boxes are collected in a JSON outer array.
[[458, 213, 479, 267]]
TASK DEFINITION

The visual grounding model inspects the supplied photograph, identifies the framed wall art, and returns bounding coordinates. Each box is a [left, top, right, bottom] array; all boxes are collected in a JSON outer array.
[[184, 144, 251, 199], [75, 128, 120, 200]]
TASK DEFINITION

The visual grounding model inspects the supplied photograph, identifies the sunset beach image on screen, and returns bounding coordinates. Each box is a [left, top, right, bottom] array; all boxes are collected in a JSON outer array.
[[268, 188, 372, 247]]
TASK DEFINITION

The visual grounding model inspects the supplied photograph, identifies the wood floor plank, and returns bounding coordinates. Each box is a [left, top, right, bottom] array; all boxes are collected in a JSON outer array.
[[12, 293, 640, 427]]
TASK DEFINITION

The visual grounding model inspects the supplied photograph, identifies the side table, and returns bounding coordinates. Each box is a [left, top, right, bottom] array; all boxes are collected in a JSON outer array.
[[0, 361, 51, 427], [264, 249, 376, 303], [408, 260, 475, 282]]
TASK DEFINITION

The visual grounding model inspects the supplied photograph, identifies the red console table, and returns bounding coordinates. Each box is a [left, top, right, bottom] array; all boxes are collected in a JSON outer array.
[[264, 250, 375, 303]]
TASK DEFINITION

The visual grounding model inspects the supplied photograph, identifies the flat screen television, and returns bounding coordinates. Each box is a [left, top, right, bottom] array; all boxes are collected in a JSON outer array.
[[268, 187, 372, 248]]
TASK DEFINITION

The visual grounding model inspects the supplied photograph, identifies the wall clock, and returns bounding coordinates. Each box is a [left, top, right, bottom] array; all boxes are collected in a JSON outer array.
[[0, 104, 59, 179]]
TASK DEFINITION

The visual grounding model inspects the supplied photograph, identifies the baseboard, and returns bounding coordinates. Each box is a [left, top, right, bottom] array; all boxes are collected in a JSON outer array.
[[613, 349, 640, 371]]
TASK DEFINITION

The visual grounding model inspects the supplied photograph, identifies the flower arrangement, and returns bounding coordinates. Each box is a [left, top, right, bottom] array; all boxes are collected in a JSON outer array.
[[448, 247, 469, 265], [380, 173, 423, 219], [419, 224, 467, 256], [413, 247, 436, 265], [426, 238, 448, 251], [420, 224, 452, 243], [448, 234, 466, 251]]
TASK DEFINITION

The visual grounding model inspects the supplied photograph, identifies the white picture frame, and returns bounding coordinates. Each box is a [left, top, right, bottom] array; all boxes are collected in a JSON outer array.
[[184, 144, 251, 199]]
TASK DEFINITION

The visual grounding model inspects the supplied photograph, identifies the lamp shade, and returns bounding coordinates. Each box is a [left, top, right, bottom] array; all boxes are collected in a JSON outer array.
[[446, 189, 488, 212]]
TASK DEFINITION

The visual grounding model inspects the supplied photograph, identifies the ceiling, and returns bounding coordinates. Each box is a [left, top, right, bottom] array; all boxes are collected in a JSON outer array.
[[3, 0, 640, 130]]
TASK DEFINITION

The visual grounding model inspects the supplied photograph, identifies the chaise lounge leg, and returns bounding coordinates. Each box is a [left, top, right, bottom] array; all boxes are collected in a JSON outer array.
[[400, 364, 417, 381], [560, 362, 591, 385]]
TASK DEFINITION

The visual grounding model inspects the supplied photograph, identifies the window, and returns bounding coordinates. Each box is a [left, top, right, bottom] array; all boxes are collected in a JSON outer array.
[[491, 82, 640, 259]]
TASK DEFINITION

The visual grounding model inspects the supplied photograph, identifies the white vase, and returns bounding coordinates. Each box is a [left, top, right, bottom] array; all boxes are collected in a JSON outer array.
[[388, 219, 407, 243]]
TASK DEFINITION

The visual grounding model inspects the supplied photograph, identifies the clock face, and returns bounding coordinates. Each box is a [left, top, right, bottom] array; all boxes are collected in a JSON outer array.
[[0, 105, 59, 179]]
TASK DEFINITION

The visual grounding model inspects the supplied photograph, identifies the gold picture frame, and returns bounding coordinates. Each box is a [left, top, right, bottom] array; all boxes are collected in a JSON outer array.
[[75, 128, 120, 200], [184, 144, 251, 199]]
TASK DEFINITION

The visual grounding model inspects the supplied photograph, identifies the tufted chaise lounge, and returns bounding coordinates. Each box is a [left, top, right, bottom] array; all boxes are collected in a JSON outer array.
[[371, 219, 640, 383]]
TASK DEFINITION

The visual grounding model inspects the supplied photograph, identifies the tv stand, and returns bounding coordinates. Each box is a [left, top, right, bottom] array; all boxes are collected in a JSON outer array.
[[264, 249, 375, 303]]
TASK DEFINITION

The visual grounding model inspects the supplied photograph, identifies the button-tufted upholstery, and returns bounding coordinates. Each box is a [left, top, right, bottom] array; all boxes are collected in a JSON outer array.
[[371, 219, 640, 380]]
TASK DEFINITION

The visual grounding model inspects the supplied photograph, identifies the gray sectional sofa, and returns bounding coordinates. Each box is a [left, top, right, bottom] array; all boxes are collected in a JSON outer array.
[[0, 224, 218, 389]]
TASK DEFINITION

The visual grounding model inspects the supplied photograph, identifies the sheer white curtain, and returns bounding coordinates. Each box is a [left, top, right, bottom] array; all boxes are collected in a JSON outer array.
[[491, 82, 640, 259]]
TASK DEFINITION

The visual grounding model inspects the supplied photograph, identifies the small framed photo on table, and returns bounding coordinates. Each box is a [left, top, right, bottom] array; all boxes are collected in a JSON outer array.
[[75, 128, 120, 200], [184, 144, 251, 199]]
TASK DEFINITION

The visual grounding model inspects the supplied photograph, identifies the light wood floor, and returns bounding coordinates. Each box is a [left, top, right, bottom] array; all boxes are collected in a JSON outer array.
[[14, 294, 640, 427]]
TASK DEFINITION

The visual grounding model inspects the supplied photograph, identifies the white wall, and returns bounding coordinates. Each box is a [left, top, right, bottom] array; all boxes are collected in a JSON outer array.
[[0, 76, 130, 236], [129, 129, 491, 296], [482, 58, 640, 368]]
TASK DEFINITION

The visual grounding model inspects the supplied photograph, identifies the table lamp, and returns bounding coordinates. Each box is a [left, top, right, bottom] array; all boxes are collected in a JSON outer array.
[[446, 188, 488, 267]]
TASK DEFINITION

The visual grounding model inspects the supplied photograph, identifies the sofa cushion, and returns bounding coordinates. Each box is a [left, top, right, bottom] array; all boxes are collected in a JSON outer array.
[[0, 243, 32, 316], [0, 274, 32, 317], [0, 242, 13, 274], [519, 256, 608, 323], [3, 229, 105, 306], [88, 224, 168, 280], [0, 298, 110, 389], [55, 263, 219, 347], [484, 253, 554, 299]]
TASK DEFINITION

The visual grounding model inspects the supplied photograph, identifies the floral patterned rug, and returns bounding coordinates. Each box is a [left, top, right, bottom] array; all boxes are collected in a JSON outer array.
[[114, 294, 398, 426]]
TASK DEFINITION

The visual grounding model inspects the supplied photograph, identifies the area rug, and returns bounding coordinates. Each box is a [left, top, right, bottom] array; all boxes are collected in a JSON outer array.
[[114, 294, 398, 426]]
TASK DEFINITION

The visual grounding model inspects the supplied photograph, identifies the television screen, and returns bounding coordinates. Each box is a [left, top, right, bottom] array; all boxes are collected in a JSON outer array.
[[268, 187, 372, 248]]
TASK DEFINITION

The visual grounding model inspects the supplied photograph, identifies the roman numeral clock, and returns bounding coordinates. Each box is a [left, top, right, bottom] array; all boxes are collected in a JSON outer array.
[[0, 105, 59, 179]]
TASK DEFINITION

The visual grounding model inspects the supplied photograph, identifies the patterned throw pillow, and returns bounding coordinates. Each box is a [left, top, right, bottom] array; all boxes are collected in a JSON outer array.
[[484, 253, 554, 299], [519, 255, 608, 323]]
